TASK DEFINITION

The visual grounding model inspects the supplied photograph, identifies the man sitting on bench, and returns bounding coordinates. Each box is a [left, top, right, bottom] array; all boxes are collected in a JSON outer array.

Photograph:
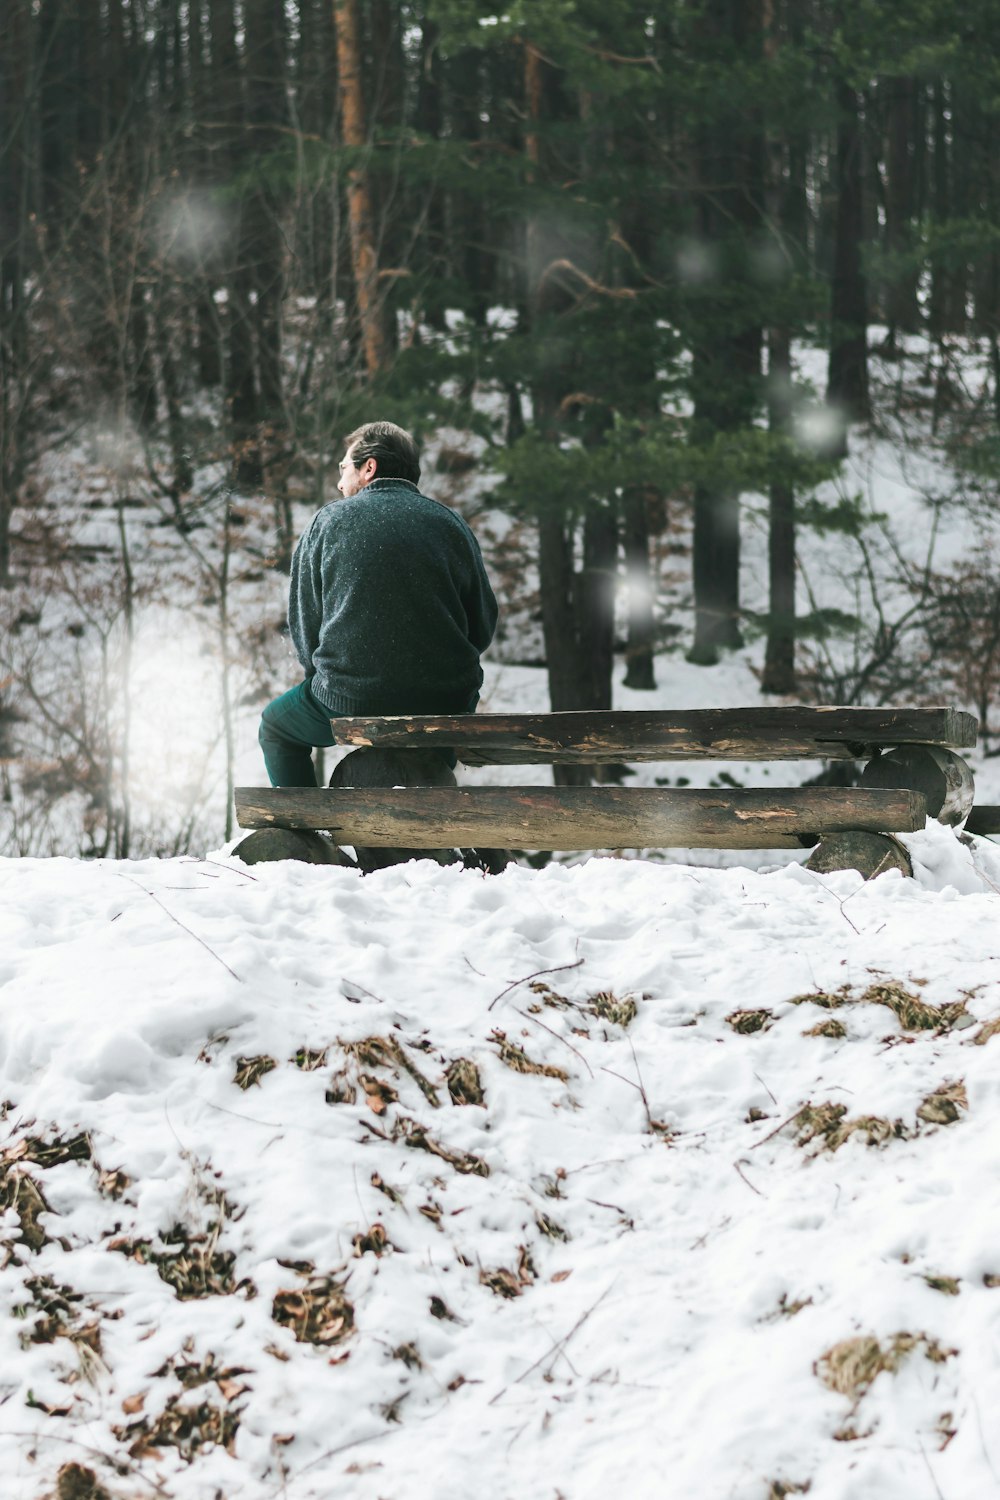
[[258, 420, 498, 868]]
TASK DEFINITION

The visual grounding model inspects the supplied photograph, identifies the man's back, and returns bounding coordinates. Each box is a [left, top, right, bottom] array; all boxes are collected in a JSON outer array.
[[289, 476, 498, 716]]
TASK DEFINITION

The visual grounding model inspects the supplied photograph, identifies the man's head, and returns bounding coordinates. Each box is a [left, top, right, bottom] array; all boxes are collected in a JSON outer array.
[[337, 420, 420, 497]]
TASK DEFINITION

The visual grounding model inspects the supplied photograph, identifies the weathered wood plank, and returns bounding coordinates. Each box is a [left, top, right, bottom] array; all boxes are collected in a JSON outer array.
[[234, 786, 926, 850], [329, 708, 977, 764]]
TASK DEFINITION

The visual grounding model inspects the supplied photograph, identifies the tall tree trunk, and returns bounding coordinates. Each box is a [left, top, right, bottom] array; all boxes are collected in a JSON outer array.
[[622, 489, 657, 691], [244, 0, 287, 421], [761, 0, 796, 693], [189, 0, 222, 385], [0, 0, 32, 585], [928, 79, 950, 343], [334, 0, 389, 377], [688, 0, 763, 665], [524, 41, 616, 784], [884, 75, 919, 344], [763, 328, 796, 693], [827, 78, 870, 426]]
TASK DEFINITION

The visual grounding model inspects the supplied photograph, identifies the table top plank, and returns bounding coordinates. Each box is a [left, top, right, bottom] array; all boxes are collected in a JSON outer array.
[[329, 707, 977, 763]]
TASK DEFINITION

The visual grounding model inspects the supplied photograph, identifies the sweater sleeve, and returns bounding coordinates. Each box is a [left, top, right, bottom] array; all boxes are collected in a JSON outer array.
[[288, 518, 326, 674], [464, 532, 499, 653]]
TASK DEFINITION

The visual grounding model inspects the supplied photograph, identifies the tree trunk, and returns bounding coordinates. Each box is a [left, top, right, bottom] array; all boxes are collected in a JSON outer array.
[[0, 0, 31, 585], [928, 80, 950, 342], [827, 78, 870, 425], [763, 328, 796, 693], [189, 0, 222, 385], [244, 0, 287, 421], [334, 0, 389, 377], [687, 0, 764, 664], [622, 489, 657, 691], [884, 75, 919, 342], [761, 0, 796, 694]]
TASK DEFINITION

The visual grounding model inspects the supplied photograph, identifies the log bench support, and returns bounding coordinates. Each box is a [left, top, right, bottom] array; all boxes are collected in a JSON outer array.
[[233, 706, 979, 877]]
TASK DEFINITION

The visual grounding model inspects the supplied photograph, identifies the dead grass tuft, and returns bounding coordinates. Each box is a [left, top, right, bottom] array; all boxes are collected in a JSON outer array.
[[446, 1058, 485, 1106], [95, 1166, 130, 1199], [481, 1246, 535, 1299], [272, 1277, 354, 1347], [233, 1055, 277, 1090], [343, 1035, 440, 1108], [816, 1332, 957, 1401], [54, 1463, 114, 1500], [292, 1047, 328, 1071], [392, 1341, 422, 1370], [325, 1068, 357, 1105], [726, 1008, 774, 1034], [110, 1224, 255, 1301], [587, 991, 638, 1028], [536, 1212, 568, 1241], [16, 1276, 102, 1363], [860, 981, 967, 1032], [917, 1079, 968, 1126], [118, 1392, 241, 1460], [370, 1171, 403, 1205], [790, 988, 850, 1010], [792, 982, 969, 1032], [803, 1017, 847, 1040], [394, 1116, 490, 1177], [924, 1274, 961, 1295], [490, 1030, 568, 1081], [528, 981, 573, 1010], [1, 1169, 51, 1254], [2, 1132, 92, 1170], [766, 1484, 811, 1499], [352, 1222, 391, 1258], [787, 1102, 898, 1154], [359, 1074, 398, 1115], [974, 1016, 1000, 1046]]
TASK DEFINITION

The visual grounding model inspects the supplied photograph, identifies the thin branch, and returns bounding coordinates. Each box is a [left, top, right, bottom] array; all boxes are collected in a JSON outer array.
[[115, 873, 243, 982], [512, 1005, 594, 1079], [488, 1282, 615, 1407], [488, 957, 584, 1013], [733, 1158, 766, 1197]]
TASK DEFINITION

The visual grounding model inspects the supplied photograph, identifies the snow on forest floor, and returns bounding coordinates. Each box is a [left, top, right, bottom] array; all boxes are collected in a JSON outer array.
[[3, 824, 1000, 1499]]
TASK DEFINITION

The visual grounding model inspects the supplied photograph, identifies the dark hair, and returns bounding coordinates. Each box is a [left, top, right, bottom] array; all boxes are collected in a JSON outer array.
[[344, 421, 420, 483]]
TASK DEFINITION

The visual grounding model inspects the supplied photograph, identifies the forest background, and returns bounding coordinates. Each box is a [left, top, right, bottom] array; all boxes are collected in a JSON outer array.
[[2, 0, 1000, 859]]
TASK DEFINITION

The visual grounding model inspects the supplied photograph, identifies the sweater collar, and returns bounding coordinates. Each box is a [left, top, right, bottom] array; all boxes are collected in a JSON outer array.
[[364, 477, 419, 493]]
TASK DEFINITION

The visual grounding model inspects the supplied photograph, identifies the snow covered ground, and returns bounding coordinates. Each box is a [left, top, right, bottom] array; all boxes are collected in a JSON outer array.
[[3, 823, 1000, 1500]]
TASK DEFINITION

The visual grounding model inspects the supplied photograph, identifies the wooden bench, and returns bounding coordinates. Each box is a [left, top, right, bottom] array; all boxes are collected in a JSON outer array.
[[234, 706, 978, 874]]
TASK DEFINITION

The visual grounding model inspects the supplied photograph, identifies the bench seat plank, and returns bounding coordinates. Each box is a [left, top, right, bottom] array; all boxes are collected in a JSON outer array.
[[329, 707, 977, 764], [234, 785, 926, 851]]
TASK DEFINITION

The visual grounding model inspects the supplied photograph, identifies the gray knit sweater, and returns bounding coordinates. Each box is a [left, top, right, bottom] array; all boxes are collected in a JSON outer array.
[[288, 477, 498, 715]]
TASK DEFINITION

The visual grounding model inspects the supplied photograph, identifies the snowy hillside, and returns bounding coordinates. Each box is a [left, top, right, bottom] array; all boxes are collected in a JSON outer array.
[[2, 825, 1000, 1500]]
